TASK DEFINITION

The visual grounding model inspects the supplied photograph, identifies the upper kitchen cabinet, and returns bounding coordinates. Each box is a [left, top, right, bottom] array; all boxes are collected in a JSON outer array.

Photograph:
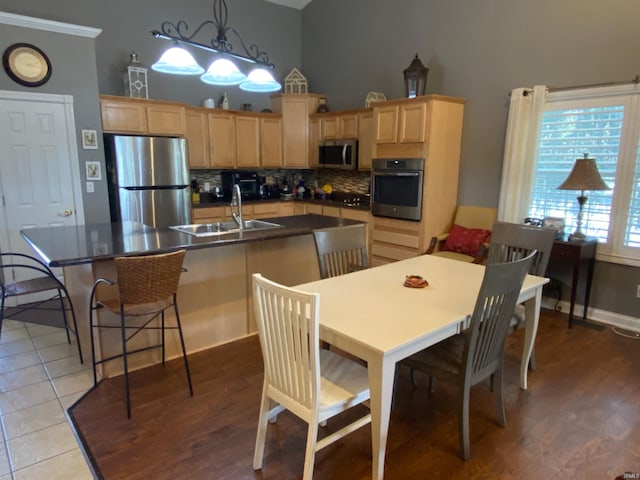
[[270, 93, 325, 168], [235, 114, 260, 168], [208, 111, 236, 168], [357, 110, 374, 170], [260, 116, 283, 168], [374, 97, 427, 144], [317, 111, 359, 140], [100, 95, 186, 136], [185, 107, 209, 169]]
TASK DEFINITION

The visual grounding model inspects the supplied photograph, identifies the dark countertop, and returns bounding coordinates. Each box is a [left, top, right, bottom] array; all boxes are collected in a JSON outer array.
[[192, 196, 370, 211], [21, 215, 364, 268]]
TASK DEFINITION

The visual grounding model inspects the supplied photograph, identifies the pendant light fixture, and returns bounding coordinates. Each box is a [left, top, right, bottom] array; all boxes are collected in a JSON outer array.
[[151, 0, 281, 92]]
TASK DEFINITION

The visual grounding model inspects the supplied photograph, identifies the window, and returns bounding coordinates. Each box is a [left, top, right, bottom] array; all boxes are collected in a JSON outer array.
[[527, 85, 640, 265]]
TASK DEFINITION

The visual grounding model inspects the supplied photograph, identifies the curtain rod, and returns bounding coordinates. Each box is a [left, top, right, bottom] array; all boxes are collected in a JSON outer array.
[[519, 75, 640, 96]]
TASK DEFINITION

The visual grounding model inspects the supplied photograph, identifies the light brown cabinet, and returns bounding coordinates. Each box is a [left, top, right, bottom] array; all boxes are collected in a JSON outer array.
[[374, 100, 427, 144], [208, 112, 236, 168], [185, 108, 210, 169], [371, 95, 465, 266], [235, 115, 261, 168], [270, 94, 325, 168], [319, 113, 358, 140], [357, 111, 374, 170], [100, 95, 186, 135], [260, 116, 284, 167]]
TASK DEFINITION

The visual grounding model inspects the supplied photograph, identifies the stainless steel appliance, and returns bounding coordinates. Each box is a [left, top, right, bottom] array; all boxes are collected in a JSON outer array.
[[318, 139, 358, 169], [220, 171, 261, 200], [371, 157, 424, 221], [104, 135, 190, 228]]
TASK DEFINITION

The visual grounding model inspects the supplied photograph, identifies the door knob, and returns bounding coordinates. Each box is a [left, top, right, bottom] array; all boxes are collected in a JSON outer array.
[[60, 209, 73, 217]]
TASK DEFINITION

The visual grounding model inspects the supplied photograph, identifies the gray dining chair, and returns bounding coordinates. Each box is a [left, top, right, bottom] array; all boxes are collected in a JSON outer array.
[[312, 224, 368, 279], [487, 221, 557, 368], [401, 251, 535, 460]]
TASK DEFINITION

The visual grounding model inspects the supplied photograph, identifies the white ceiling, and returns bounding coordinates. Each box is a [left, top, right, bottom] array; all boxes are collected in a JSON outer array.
[[265, 0, 312, 9]]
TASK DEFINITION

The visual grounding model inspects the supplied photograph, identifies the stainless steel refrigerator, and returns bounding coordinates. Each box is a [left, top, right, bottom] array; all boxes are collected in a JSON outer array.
[[104, 135, 190, 228]]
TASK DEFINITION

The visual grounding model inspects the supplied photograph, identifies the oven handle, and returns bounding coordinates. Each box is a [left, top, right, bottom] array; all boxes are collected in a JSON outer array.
[[372, 171, 421, 177], [342, 144, 348, 163]]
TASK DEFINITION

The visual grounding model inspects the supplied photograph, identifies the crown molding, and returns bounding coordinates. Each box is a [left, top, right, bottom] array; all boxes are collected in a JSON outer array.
[[0, 11, 101, 38]]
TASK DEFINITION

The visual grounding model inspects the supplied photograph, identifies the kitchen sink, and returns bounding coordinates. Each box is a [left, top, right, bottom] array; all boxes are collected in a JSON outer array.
[[170, 219, 282, 237]]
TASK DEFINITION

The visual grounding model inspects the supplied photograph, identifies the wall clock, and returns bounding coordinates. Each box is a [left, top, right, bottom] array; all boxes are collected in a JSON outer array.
[[2, 43, 52, 87]]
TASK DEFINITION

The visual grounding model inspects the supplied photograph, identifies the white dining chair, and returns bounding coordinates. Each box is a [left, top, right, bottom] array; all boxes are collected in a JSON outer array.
[[252, 273, 371, 480]]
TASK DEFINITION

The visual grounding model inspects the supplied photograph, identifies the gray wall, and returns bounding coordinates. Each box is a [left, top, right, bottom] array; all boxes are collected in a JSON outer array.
[[0, 22, 109, 223], [301, 0, 640, 318]]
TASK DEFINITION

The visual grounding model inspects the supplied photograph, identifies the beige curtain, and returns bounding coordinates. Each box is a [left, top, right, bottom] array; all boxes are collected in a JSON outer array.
[[498, 85, 547, 222]]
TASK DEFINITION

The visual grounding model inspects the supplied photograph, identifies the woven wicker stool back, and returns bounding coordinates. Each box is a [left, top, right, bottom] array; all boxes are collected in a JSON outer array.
[[115, 250, 185, 305]]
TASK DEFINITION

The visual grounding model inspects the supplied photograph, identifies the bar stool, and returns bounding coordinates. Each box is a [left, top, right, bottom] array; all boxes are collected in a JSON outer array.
[[88, 249, 193, 418]]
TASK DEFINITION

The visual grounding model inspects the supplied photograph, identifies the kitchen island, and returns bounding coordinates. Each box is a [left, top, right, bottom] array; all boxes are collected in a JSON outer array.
[[21, 214, 362, 378]]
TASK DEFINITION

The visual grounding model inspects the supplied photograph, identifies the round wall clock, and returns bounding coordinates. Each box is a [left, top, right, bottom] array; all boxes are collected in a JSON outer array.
[[3, 43, 52, 87]]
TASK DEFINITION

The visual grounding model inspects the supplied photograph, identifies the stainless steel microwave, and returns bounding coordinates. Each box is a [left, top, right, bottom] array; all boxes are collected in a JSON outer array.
[[318, 139, 358, 169]]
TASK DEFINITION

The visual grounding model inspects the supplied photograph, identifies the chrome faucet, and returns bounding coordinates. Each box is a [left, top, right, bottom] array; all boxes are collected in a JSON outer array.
[[230, 184, 243, 229]]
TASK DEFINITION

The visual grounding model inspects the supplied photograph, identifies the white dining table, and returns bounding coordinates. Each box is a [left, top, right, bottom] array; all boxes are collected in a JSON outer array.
[[295, 254, 549, 480]]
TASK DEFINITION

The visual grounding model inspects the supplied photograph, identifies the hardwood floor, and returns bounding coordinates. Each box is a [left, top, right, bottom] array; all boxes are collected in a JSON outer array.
[[69, 310, 640, 480]]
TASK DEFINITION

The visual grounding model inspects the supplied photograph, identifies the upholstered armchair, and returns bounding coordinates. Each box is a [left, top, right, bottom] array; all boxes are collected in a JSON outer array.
[[424, 206, 498, 263]]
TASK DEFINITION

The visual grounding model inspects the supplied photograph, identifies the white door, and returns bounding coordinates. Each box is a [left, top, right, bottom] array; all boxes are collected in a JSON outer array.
[[0, 91, 85, 299]]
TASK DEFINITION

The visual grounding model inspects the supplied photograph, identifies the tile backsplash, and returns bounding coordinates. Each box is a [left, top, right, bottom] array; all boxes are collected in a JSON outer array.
[[190, 168, 371, 194]]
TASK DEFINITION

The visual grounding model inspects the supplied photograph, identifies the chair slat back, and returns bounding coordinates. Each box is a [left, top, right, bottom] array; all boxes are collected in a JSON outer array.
[[464, 252, 535, 381], [114, 250, 185, 305], [253, 274, 320, 412], [313, 224, 368, 279], [487, 222, 556, 276]]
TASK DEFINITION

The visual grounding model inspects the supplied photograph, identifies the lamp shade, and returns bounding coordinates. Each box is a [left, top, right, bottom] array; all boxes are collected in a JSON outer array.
[[151, 47, 204, 75], [200, 58, 246, 85], [557, 153, 611, 191], [239, 68, 281, 93]]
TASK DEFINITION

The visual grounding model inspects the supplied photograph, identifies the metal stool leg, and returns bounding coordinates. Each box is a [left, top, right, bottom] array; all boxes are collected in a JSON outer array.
[[173, 299, 193, 396], [120, 310, 132, 419]]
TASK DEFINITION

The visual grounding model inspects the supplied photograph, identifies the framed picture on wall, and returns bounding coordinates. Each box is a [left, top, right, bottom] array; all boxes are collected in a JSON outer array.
[[85, 161, 102, 181], [82, 129, 98, 149]]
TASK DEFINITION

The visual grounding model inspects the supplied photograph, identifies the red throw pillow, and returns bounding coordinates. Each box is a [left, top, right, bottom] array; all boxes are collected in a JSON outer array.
[[442, 224, 491, 257]]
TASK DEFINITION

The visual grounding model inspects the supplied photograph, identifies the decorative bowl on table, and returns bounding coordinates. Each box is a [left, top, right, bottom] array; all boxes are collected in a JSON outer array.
[[404, 275, 428, 288]]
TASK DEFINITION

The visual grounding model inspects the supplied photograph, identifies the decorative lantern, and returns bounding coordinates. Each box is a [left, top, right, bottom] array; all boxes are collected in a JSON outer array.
[[124, 51, 149, 99], [403, 54, 428, 99]]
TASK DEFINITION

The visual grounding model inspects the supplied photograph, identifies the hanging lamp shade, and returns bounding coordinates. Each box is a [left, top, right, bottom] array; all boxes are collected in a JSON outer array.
[[200, 58, 246, 85], [239, 68, 281, 93], [151, 46, 204, 75]]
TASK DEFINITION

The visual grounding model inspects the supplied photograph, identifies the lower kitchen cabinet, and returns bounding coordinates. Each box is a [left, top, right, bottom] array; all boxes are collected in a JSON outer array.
[[192, 206, 226, 224], [371, 216, 422, 266]]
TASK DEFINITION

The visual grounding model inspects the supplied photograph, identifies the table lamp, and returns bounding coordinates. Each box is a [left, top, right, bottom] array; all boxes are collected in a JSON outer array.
[[557, 153, 610, 241]]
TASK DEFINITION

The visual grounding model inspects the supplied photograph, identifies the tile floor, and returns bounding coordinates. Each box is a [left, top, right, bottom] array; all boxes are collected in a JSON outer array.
[[0, 319, 95, 479]]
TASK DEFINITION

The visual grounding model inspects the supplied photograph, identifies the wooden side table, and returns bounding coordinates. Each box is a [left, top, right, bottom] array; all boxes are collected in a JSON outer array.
[[549, 238, 598, 328]]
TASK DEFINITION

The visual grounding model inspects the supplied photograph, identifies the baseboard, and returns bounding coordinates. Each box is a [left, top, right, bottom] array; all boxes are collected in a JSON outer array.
[[542, 297, 640, 332]]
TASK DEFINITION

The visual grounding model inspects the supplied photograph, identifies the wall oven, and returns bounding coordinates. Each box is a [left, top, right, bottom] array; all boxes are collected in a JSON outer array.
[[371, 158, 424, 221]]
